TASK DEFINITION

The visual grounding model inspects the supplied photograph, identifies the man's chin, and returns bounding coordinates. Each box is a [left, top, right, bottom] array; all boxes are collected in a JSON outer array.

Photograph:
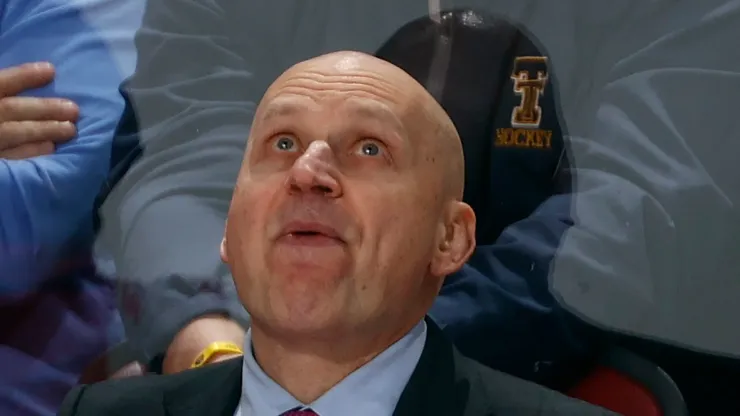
[[271, 263, 350, 286], [251, 288, 356, 336], [267, 309, 349, 339], [269, 248, 352, 279]]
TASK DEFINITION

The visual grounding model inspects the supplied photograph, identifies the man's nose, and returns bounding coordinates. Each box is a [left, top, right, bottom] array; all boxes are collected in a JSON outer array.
[[286, 140, 342, 198]]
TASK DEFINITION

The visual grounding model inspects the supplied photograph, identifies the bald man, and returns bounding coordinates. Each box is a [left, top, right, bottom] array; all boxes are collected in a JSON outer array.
[[61, 52, 613, 416]]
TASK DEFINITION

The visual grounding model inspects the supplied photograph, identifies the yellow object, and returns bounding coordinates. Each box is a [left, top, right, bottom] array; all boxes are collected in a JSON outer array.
[[190, 341, 244, 369]]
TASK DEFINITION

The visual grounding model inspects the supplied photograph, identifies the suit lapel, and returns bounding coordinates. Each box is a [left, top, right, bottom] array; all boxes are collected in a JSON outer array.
[[393, 317, 468, 416], [163, 358, 243, 416]]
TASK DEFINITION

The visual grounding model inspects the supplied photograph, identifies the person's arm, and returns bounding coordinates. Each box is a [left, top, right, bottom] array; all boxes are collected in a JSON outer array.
[[0, 0, 143, 294], [430, 188, 599, 389], [98, 0, 284, 369]]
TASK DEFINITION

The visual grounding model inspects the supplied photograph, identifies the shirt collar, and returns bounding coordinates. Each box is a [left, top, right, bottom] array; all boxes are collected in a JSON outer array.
[[240, 320, 427, 416]]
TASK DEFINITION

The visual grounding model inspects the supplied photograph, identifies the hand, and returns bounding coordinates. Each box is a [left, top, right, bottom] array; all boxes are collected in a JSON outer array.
[[162, 314, 246, 374], [0, 62, 79, 160]]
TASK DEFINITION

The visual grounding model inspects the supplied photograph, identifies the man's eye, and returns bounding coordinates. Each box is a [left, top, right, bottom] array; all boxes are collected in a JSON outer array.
[[357, 140, 382, 157], [274, 136, 297, 151]]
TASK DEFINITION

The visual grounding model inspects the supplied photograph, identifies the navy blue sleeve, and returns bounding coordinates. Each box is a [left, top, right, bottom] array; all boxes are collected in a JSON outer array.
[[429, 190, 597, 388]]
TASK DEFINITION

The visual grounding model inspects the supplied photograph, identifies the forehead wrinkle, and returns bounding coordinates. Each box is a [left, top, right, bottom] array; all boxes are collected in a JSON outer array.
[[299, 66, 400, 88], [278, 70, 403, 104]]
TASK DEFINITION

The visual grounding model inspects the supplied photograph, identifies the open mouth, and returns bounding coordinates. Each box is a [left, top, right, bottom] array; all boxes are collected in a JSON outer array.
[[280, 222, 344, 246], [290, 230, 323, 237]]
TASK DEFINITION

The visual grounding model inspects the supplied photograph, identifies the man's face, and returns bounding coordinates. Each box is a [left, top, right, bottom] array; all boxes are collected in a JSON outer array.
[[223, 55, 470, 338]]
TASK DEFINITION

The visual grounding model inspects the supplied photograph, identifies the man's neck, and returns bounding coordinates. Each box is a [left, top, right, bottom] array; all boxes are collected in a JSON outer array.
[[250, 321, 417, 404]]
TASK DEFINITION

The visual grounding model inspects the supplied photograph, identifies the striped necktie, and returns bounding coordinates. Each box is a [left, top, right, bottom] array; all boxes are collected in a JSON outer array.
[[280, 408, 318, 416]]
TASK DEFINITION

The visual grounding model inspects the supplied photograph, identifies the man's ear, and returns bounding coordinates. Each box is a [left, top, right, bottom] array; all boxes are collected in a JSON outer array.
[[430, 201, 476, 277]]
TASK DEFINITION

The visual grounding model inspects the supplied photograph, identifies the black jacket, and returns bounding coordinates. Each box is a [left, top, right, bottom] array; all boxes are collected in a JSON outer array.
[[59, 320, 615, 416]]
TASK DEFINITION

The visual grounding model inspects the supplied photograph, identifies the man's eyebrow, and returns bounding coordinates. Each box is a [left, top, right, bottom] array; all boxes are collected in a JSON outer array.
[[346, 99, 406, 134], [258, 99, 308, 124]]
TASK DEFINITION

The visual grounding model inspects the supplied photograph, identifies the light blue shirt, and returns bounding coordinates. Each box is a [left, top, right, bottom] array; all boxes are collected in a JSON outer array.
[[0, 0, 143, 294], [235, 320, 427, 416]]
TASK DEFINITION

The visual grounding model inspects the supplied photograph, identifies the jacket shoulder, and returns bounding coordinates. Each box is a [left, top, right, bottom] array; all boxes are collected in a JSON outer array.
[[455, 353, 617, 416], [58, 374, 170, 415], [58, 361, 239, 415]]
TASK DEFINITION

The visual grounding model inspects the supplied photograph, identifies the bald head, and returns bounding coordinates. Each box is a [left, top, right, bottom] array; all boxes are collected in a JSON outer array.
[[255, 51, 465, 199]]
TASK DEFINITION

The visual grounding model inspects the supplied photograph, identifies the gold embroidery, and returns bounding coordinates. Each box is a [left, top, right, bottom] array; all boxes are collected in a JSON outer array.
[[495, 128, 553, 149], [510, 56, 549, 128]]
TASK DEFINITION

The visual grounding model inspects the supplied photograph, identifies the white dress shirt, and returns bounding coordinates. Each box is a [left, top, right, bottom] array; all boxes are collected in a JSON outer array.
[[234, 320, 427, 416]]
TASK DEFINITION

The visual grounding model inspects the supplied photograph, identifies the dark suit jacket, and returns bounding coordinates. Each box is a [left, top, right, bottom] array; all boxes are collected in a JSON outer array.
[[59, 321, 615, 416]]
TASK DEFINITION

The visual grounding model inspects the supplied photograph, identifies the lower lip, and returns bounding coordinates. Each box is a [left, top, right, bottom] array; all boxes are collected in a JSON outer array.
[[279, 233, 344, 247]]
